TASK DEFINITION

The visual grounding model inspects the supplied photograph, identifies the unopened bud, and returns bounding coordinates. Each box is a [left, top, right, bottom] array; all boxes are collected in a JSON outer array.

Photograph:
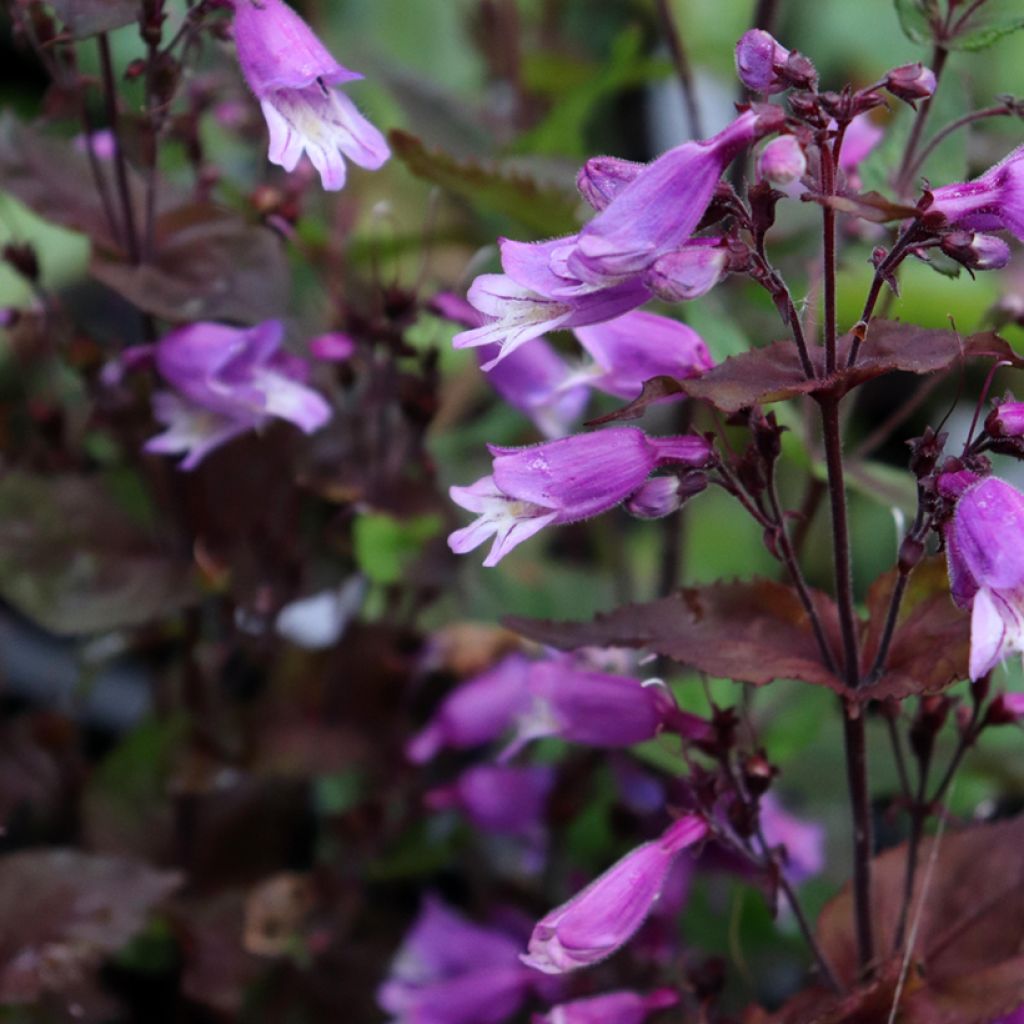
[[985, 692, 1024, 726], [940, 230, 1011, 272], [647, 242, 728, 301], [986, 399, 1024, 438], [625, 473, 707, 519], [735, 29, 791, 94], [576, 156, 643, 212], [884, 63, 937, 105], [757, 135, 807, 186]]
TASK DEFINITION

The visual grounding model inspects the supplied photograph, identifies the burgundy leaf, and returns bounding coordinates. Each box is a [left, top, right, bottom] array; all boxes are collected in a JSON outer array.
[[584, 375, 686, 426], [803, 190, 919, 223], [507, 579, 845, 691]]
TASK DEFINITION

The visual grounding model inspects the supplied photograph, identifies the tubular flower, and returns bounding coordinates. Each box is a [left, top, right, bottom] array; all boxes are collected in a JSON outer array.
[[231, 0, 389, 190], [448, 428, 715, 566], [146, 320, 331, 469], [925, 144, 1024, 241], [378, 895, 545, 1024], [533, 988, 679, 1024], [521, 815, 708, 974], [570, 311, 713, 399], [943, 475, 1024, 679], [564, 108, 785, 285]]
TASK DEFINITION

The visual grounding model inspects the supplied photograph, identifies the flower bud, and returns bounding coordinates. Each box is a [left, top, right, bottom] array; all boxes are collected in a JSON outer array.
[[735, 29, 790, 94], [521, 815, 707, 973], [625, 473, 707, 519], [884, 63, 937, 105], [646, 242, 729, 302], [940, 230, 1011, 272], [309, 331, 356, 362], [987, 400, 1024, 438], [985, 692, 1024, 726], [757, 135, 807, 186], [576, 156, 644, 212]]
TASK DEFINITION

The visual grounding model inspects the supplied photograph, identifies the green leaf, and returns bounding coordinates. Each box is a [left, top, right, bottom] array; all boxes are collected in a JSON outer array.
[[389, 130, 579, 237], [353, 513, 441, 585], [952, 3, 1024, 51], [893, 0, 941, 43]]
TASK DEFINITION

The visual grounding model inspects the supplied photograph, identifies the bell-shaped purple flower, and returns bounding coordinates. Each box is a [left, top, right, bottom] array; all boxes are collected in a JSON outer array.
[[944, 475, 1024, 679], [521, 815, 707, 974], [758, 135, 807, 186], [926, 144, 1024, 241], [426, 763, 555, 836], [734, 30, 792, 94], [379, 895, 543, 1024], [572, 311, 713, 400], [406, 653, 533, 763], [435, 292, 588, 437], [533, 988, 679, 1024], [448, 428, 715, 566], [565, 108, 785, 285], [231, 0, 389, 190], [146, 320, 331, 469]]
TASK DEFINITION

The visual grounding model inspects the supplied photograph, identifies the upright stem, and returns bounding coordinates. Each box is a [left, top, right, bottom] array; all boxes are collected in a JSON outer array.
[[656, 0, 704, 139], [892, 740, 931, 952], [820, 140, 838, 374], [97, 34, 140, 265], [820, 396, 875, 973]]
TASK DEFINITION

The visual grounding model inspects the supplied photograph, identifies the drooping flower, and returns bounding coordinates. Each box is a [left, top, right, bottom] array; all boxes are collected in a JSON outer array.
[[563, 108, 785, 285], [231, 0, 389, 190], [434, 292, 588, 437], [759, 793, 826, 884], [925, 144, 1024, 240], [448, 428, 715, 566], [521, 815, 707, 974], [379, 896, 546, 1024], [425, 763, 556, 836], [406, 653, 533, 763], [571, 310, 713, 399], [533, 988, 679, 1024], [146, 320, 331, 468], [943, 474, 1024, 679]]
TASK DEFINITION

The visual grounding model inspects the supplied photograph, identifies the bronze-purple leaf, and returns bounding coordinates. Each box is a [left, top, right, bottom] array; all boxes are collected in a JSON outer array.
[[506, 579, 845, 691], [584, 375, 686, 426]]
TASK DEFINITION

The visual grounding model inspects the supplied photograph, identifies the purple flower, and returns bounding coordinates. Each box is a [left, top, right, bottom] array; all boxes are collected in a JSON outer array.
[[926, 144, 1024, 240], [940, 230, 1011, 272], [985, 691, 1024, 725], [145, 320, 331, 469], [521, 815, 707, 974], [884, 62, 937, 106], [425, 763, 555, 835], [309, 331, 356, 361], [624, 473, 708, 519], [503, 660, 700, 757], [944, 475, 1024, 679], [987, 399, 1024, 437], [758, 135, 807, 186], [759, 793, 825, 884], [435, 292, 588, 437], [379, 895, 542, 1024], [572, 311, 713, 399], [993, 1006, 1024, 1024], [837, 113, 883, 175], [734, 30, 791, 94], [533, 988, 678, 1024], [576, 157, 644, 211], [564, 108, 785, 285], [406, 653, 533, 763], [644, 240, 730, 302], [448, 428, 715, 566], [231, 0, 389, 190]]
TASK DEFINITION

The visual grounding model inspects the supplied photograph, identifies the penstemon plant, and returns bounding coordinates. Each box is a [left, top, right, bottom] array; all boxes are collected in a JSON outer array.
[[4, 0, 1024, 1022]]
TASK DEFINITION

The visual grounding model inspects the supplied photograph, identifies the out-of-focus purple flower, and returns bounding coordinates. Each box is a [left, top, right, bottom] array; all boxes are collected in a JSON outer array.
[[435, 292, 588, 437], [571, 311, 714, 400], [838, 114, 884, 175], [309, 331, 356, 361], [425, 763, 555, 835], [145, 320, 331, 469], [624, 473, 708, 519], [940, 230, 1011, 272], [759, 793, 826, 884], [406, 653, 533, 763], [576, 157, 644, 211], [734, 29, 791, 94], [926, 144, 1024, 241], [944, 475, 1024, 679], [987, 399, 1024, 438], [448, 428, 715, 566], [73, 129, 117, 160], [521, 815, 707, 974], [231, 0, 389, 190], [379, 895, 542, 1024], [993, 1005, 1024, 1024], [564, 108, 785, 285], [645, 240, 730, 302], [533, 988, 679, 1024], [985, 691, 1024, 725], [884, 62, 937, 105], [758, 135, 807, 186], [503, 660, 703, 757]]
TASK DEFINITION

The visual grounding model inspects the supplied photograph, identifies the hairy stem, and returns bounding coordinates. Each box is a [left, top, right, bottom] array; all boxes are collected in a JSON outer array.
[[820, 140, 838, 374]]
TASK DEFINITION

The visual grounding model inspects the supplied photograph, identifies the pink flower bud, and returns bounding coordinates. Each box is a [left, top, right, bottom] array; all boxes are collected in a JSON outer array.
[[986, 692, 1024, 725], [987, 400, 1024, 438], [884, 62, 937, 105], [646, 241, 729, 302], [308, 331, 356, 361], [939, 230, 1011, 271], [734, 29, 790, 94], [532, 988, 679, 1024], [625, 473, 707, 519], [576, 157, 644, 211], [757, 135, 807, 186], [521, 815, 707, 973]]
